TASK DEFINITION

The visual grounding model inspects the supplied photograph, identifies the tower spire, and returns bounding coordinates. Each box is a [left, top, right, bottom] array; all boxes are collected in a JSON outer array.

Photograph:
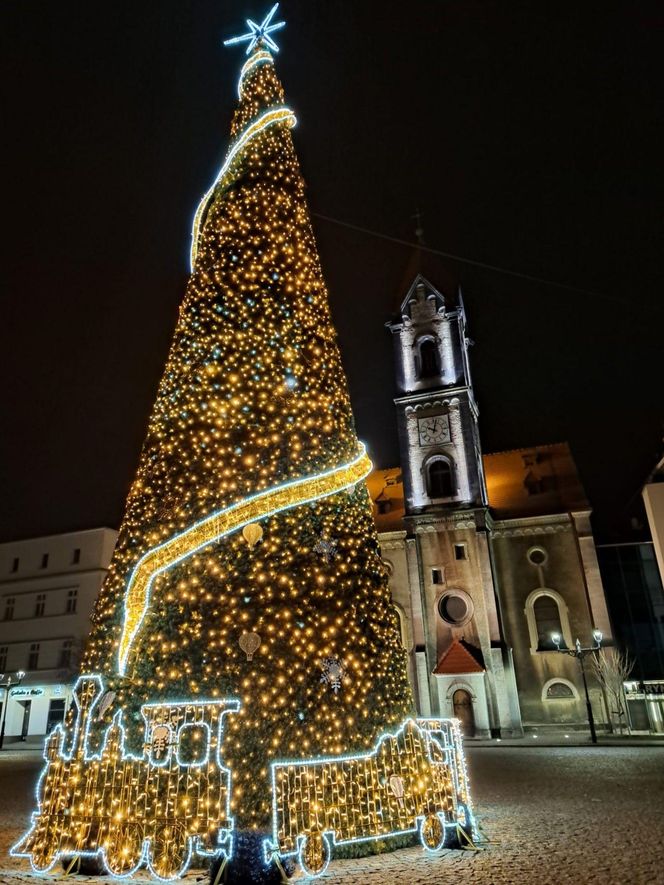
[[412, 208, 425, 245]]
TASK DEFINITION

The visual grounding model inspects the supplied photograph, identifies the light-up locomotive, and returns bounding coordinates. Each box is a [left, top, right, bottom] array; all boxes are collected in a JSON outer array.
[[12, 676, 239, 880], [13, 677, 475, 880], [265, 717, 476, 877]]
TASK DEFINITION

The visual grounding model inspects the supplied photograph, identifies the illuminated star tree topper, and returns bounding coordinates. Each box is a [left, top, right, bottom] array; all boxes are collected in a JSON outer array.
[[224, 3, 286, 55]]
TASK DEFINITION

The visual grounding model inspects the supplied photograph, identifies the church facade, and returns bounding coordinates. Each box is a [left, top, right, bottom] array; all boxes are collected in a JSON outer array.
[[368, 269, 612, 737]]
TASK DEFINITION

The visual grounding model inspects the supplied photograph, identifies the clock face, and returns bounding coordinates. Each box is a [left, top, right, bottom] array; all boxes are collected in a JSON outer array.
[[418, 415, 450, 446]]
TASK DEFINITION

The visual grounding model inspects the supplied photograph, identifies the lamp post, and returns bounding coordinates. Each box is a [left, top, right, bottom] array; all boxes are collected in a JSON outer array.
[[551, 630, 602, 744], [0, 671, 26, 750]]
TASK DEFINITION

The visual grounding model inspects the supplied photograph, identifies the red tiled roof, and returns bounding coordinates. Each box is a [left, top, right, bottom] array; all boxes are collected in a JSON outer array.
[[433, 640, 485, 675]]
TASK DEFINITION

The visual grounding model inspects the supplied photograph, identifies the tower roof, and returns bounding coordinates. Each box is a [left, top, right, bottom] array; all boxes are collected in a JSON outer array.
[[392, 245, 459, 316]]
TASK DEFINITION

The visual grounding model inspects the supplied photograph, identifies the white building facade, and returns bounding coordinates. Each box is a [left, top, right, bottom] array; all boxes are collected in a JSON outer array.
[[0, 528, 117, 743]]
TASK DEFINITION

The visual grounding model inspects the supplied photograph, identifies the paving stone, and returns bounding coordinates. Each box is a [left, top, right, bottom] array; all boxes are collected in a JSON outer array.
[[0, 746, 662, 884]]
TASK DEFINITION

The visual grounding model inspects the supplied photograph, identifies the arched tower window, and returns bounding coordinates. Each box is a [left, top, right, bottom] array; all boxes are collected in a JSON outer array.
[[417, 338, 440, 379], [524, 588, 572, 653], [533, 595, 564, 650], [426, 458, 454, 499]]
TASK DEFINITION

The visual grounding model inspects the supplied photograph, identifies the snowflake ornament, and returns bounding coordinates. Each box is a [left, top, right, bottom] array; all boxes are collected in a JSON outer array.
[[320, 657, 346, 694], [314, 536, 338, 563]]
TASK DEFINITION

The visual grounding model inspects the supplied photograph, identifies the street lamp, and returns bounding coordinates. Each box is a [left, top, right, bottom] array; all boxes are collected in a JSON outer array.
[[551, 630, 602, 744], [0, 670, 26, 750]]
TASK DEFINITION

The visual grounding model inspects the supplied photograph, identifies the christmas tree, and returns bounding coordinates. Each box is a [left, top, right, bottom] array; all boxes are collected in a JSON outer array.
[[62, 5, 411, 875], [12, 10, 481, 882]]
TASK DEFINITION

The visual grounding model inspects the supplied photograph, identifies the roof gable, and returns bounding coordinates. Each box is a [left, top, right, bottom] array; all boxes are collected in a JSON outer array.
[[399, 274, 447, 319], [433, 639, 485, 675]]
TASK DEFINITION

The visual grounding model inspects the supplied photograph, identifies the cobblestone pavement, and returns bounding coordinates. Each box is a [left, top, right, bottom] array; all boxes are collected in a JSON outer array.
[[0, 746, 662, 884]]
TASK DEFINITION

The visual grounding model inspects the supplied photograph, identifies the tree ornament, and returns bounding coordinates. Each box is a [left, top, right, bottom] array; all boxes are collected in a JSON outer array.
[[242, 522, 263, 548], [239, 631, 261, 661], [320, 657, 346, 694], [150, 724, 172, 761], [96, 689, 116, 721], [314, 536, 337, 563], [389, 774, 406, 809]]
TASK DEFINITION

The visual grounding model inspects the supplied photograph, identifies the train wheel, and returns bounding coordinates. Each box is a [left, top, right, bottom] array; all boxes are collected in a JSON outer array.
[[147, 822, 190, 880], [104, 824, 144, 876], [420, 813, 446, 851], [299, 832, 331, 878], [31, 819, 60, 872], [32, 844, 57, 873]]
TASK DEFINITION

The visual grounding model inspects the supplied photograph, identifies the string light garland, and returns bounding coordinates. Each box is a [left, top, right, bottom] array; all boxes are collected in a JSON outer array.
[[265, 717, 476, 877], [118, 444, 371, 674], [15, 6, 477, 879], [11, 676, 240, 879], [190, 104, 296, 271]]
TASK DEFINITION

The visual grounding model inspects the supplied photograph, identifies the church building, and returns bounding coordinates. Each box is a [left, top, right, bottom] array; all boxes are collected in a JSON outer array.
[[368, 257, 612, 737]]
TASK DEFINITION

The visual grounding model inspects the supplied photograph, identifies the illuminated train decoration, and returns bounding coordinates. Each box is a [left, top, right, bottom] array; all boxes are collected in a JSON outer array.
[[266, 717, 476, 877], [11, 676, 239, 880], [12, 676, 476, 881]]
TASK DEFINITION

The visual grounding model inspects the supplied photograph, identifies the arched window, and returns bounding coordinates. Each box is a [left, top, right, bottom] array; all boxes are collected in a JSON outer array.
[[393, 604, 408, 649], [427, 458, 454, 499], [533, 595, 564, 650], [524, 589, 572, 654], [542, 678, 579, 701], [417, 338, 440, 379]]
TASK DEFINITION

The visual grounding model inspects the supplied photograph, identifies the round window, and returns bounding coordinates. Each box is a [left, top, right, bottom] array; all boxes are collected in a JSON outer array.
[[437, 590, 474, 627], [527, 546, 548, 566]]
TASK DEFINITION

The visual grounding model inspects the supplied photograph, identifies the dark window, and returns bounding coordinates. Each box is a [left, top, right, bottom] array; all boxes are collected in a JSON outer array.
[[41, 553, 49, 569], [418, 339, 440, 379], [72, 548, 81, 565], [59, 640, 73, 669], [4, 598, 15, 621], [431, 568, 444, 585], [66, 589, 78, 614], [454, 544, 467, 561], [427, 459, 454, 499], [376, 498, 392, 515], [34, 594, 46, 617], [524, 472, 557, 496], [546, 681, 574, 699], [46, 699, 66, 732], [0, 646, 7, 671], [534, 595, 564, 650], [528, 547, 548, 566], [11, 558, 19, 574], [28, 643, 40, 670], [178, 724, 209, 765]]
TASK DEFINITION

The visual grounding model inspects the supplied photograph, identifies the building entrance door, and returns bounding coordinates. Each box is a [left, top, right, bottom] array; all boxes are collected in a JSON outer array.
[[453, 689, 475, 737], [19, 700, 31, 740]]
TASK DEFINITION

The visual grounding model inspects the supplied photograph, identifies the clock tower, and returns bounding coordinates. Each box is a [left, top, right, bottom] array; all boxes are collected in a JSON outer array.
[[383, 265, 522, 738], [386, 272, 487, 514]]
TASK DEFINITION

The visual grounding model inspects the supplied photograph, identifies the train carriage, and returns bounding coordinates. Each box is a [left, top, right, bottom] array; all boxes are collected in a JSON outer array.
[[266, 717, 476, 877]]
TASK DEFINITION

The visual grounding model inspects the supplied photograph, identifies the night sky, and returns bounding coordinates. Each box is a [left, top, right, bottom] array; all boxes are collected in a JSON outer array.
[[2, 1, 662, 543]]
